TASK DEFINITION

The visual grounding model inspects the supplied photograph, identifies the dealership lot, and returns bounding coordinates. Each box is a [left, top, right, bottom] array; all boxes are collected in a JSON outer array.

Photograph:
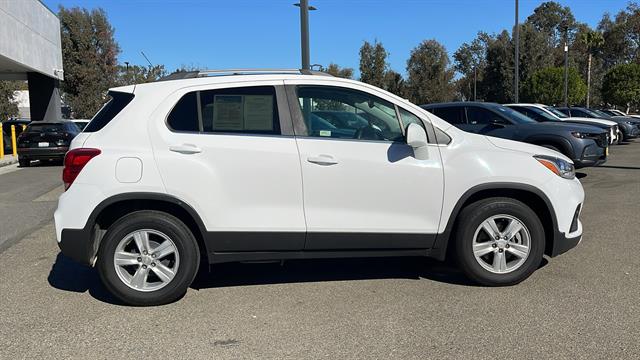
[[0, 142, 639, 359]]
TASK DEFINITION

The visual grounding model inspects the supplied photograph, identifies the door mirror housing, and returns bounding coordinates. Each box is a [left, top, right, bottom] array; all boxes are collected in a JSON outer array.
[[406, 123, 428, 148]]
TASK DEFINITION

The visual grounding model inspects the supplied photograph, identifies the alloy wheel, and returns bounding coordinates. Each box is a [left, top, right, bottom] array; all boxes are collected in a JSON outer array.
[[472, 214, 531, 274]]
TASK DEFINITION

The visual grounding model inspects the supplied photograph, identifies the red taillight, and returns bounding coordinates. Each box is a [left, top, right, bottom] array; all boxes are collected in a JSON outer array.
[[63, 148, 101, 190]]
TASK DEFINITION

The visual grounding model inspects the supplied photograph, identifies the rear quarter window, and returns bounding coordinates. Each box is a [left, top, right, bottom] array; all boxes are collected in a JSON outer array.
[[84, 91, 135, 132]]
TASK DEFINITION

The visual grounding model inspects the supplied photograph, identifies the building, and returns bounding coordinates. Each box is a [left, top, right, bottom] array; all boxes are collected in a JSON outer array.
[[0, 0, 63, 121]]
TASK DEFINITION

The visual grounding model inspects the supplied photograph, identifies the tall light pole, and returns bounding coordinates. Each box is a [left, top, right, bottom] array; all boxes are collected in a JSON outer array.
[[563, 27, 569, 107], [514, 0, 519, 103], [473, 66, 477, 101], [294, 1, 317, 70]]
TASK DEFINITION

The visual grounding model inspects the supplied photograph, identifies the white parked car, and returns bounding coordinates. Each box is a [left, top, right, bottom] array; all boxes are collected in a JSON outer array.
[[504, 103, 620, 144], [55, 70, 585, 305]]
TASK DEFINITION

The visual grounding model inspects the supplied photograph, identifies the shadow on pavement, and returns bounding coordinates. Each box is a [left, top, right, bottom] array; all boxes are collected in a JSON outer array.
[[597, 165, 640, 170], [192, 257, 478, 290], [49, 252, 549, 304], [47, 253, 124, 305], [576, 172, 588, 179]]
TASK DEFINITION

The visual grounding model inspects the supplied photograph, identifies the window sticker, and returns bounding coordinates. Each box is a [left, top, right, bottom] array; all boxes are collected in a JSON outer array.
[[319, 130, 332, 137], [213, 95, 243, 130], [244, 95, 274, 130]]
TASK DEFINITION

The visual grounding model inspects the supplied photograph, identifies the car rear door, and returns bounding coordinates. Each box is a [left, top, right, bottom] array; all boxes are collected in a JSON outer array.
[[149, 81, 306, 252], [284, 80, 444, 250]]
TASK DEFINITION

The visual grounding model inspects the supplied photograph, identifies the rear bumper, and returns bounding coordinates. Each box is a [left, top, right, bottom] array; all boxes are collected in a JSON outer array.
[[58, 227, 96, 265], [18, 146, 68, 159]]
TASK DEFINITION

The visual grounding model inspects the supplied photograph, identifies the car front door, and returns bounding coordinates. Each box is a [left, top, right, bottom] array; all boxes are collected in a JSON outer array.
[[284, 81, 444, 250], [149, 81, 306, 252]]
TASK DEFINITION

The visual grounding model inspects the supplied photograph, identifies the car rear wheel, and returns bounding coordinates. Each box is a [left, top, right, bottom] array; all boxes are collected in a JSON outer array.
[[18, 158, 30, 167], [96, 210, 200, 306], [454, 197, 545, 286]]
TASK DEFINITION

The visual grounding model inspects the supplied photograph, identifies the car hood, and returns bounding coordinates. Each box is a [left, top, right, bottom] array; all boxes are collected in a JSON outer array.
[[565, 117, 617, 126], [484, 135, 573, 163], [521, 121, 605, 133]]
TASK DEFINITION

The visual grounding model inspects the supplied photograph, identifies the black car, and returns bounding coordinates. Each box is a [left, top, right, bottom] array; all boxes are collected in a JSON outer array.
[[16, 121, 80, 166], [555, 107, 640, 141], [1, 119, 31, 152], [421, 102, 609, 168]]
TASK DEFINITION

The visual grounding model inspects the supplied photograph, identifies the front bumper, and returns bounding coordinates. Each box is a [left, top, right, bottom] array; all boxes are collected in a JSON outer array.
[[574, 143, 607, 168]]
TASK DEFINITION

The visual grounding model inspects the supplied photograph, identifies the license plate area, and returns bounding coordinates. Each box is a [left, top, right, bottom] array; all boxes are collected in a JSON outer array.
[[38, 142, 49, 147]]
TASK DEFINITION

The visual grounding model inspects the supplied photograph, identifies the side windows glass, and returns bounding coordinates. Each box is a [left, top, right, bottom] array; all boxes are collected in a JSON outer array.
[[296, 86, 403, 142], [432, 107, 465, 124], [466, 107, 504, 125], [167, 92, 199, 132], [166, 86, 280, 135], [199, 86, 280, 134], [399, 108, 426, 131]]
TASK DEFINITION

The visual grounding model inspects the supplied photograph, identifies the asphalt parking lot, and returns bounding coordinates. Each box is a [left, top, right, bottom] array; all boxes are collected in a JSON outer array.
[[0, 143, 639, 359]]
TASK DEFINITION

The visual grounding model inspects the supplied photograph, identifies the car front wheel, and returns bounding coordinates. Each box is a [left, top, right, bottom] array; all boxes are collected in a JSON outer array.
[[454, 197, 545, 286], [96, 210, 200, 306]]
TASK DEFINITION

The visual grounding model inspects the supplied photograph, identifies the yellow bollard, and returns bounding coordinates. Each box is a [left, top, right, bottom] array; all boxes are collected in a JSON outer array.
[[11, 125, 17, 157], [0, 123, 4, 158]]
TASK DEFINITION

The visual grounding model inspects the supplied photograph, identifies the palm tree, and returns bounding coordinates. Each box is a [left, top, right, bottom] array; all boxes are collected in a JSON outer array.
[[580, 30, 604, 107]]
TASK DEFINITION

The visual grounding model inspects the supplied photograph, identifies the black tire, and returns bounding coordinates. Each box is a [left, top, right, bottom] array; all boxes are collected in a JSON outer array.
[[18, 158, 30, 167], [96, 210, 200, 306], [454, 197, 545, 286]]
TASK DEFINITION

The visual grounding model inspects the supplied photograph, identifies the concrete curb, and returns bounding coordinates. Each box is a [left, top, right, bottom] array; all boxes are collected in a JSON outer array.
[[0, 155, 18, 168]]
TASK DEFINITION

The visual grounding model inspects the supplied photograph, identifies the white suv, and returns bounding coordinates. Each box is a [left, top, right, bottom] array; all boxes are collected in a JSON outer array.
[[54, 69, 584, 305]]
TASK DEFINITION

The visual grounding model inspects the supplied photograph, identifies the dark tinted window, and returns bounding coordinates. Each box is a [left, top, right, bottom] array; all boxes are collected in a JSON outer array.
[[167, 86, 280, 135], [200, 86, 279, 134], [84, 91, 135, 132], [27, 123, 65, 132], [466, 107, 501, 125], [167, 92, 199, 131], [432, 107, 466, 124]]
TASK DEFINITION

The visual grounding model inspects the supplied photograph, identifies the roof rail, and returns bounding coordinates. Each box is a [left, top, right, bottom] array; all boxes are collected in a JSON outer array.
[[157, 68, 333, 81]]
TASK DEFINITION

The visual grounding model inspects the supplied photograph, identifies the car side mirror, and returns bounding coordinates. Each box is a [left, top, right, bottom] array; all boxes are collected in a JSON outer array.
[[406, 123, 428, 149]]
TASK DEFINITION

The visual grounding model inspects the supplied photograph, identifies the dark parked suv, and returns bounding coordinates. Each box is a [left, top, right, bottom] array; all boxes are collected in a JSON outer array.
[[555, 107, 640, 141], [16, 121, 80, 166], [422, 102, 609, 168]]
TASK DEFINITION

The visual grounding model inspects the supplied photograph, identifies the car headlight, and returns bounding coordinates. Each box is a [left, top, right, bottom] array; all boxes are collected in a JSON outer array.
[[571, 132, 598, 139], [626, 121, 637, 125], [534, 155, 575, 179]]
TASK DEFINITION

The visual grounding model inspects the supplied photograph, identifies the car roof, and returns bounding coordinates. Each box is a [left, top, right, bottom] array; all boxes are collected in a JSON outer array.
[[421, 101, 499, 109]]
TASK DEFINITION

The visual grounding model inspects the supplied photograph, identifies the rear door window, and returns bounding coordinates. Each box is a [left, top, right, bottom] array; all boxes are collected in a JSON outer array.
[[432, 107, 466, 124], [166, 86, 281, 135]]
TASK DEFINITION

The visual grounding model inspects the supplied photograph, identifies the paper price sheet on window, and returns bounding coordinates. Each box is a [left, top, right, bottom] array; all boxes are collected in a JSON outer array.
[[212, 95, 273, 131]]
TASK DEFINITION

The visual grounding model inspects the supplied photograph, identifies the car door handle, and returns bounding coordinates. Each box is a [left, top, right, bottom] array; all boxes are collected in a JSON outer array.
[[169, 144, 202, 154], [307, 154, 338, 165]]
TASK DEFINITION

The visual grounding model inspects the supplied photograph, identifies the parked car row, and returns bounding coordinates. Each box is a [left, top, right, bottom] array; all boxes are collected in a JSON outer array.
[[421, 102, 640, 169]]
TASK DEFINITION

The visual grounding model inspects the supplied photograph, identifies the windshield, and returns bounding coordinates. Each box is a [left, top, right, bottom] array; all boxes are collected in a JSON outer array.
[[529, 107, 561, 121], [492, 105, 537, 124], [26, 123, 65, 133], [584, 108, 610, 118], [545, 107, 568, 118]]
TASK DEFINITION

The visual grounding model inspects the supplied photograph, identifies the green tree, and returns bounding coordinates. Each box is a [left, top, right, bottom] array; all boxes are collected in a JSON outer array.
[[522, 67, 586, 105], [116, 64, 166, 86], [453, 32, 490, 100], [481, 31, 514, 103], [580, 29, 605, 107], [359, 40, 388, 87], [0, 81, 19, 121], [59, 6, 120, 118], [406, 39, 455, 104], [325, 63, 354, 79], [602, 63, 640, 110], [527, 1, 576, 47], [382, 70, 407, 98]]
